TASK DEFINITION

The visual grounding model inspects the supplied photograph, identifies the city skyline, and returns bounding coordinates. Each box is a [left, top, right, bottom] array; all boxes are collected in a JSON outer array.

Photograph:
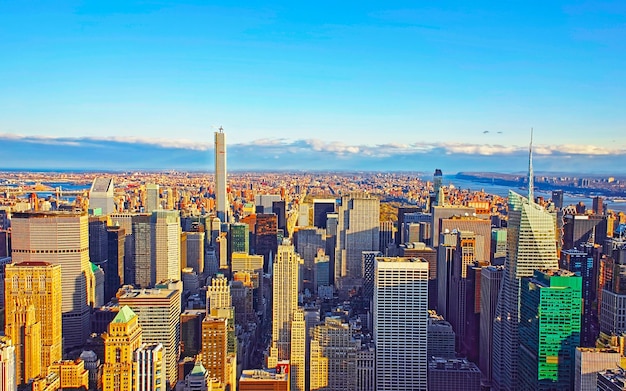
[[1, 1, 625, 169]]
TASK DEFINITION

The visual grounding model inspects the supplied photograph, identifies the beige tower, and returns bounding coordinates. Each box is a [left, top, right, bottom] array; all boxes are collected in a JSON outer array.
[[151, 210, 182, 284], [200, 316, 228, 385], [290, 308, 306, 391], [270, 245, 303, 363], [11, 212, 94, 348], [5, 261, 62, 385], [102, 306, 143, 391]]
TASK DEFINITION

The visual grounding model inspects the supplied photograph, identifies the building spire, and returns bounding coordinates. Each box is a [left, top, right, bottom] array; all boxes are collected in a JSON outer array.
[[528, 128, 534, 203]]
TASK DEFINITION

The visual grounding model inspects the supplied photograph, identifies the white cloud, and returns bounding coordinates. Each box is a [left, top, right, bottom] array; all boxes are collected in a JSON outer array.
[[0, 133, 623, 157]]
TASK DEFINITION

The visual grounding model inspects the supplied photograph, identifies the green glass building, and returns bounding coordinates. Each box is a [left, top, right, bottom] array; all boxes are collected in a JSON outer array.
[[519, 269, 582, 390], [230, 222, 250, 254]]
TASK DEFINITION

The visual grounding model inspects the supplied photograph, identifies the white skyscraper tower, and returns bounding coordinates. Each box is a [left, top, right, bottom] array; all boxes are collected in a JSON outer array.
[[492, 132, 559, 391], [214, 128, 228, 222], [374, 257, 428, 391]]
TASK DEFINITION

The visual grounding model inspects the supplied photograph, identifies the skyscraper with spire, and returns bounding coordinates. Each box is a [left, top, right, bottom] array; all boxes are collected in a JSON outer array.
[[214, 128, 228, 222], [492, 131, 559, 391]]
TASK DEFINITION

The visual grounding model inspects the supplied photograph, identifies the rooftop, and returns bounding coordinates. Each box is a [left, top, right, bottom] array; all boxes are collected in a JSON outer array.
[[111, 305, 136, 324]]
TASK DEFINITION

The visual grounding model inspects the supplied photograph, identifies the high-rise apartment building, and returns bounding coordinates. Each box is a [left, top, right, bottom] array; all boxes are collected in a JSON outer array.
[[374, 257, 428, 391], [519, 269, 582, 390], [5, 261, 62, 385], [492, 191, 559, 391], [269, 245, 303, 363], [152, 210, 181, 284], [335, 193, 380, 294], [102, 306, 143, 391], [215, 129, 228, 222], [11, 212, 94, 348], [117, 288, 182, 387]]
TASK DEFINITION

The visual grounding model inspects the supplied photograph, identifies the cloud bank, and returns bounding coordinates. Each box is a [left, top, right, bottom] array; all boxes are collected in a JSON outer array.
[[1, 133, 624, 173]]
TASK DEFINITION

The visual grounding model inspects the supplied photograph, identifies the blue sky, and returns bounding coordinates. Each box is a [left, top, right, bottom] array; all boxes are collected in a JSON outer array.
[[1, 1, 625, 171]]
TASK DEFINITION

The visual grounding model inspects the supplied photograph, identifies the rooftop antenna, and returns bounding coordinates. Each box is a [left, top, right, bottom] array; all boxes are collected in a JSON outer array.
[[528, 128, 534, 203]]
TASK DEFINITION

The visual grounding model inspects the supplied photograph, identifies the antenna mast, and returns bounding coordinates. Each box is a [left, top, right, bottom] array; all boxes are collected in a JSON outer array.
[[528, 128, 534, 203]]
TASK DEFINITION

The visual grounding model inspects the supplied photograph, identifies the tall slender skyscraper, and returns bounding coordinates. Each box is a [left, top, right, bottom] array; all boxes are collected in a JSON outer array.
[[215, 128, 228, 222], [151, 210, 182, 284], [492, 132, 560, 391]]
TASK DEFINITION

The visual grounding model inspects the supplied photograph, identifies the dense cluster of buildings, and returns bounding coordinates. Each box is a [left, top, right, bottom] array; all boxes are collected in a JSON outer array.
[[0, 130, 626, 390]]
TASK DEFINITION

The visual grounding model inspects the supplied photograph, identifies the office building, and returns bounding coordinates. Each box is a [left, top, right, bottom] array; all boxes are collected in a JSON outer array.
[[431, 204, 475, 248], [428, 357, 481, 391], [48, 359, 90, 390], [295, 227, 326, 291], [313, 199, 336, 229], [399, 242, 438, 308], [134, 343, 166, 391], [309, 316, 360, 391], [290, 309, 306, 391], [215, 129, 228, 222], [335, 193, 380, 294], [598, 367, 626, 391], [175, 360, 210, 391], [102, 306, 143, 391], [491, 228, 507, 265], [89, 215, 109, 265], [5, 261, 62, 385], [269, 245, 303, 364], [131, 214, 152, 287], [427, 311, 456, 359], [152, 210, 182, 284], [11, 212, 94, 348], [145, 184, 160, 213], [0, 336, 15, 391], [519, 269, 582, 390], [492, 191, 559, 391], [256, 213, 278, 272], [184, 231, 205, 275], [117, 287, 182, 387], [273, 200, 287, 233], [374, 257, 428, 391], [440, 215, 491, 262], [230, 223, 249, 254], [479, 265, 503, 387], [89, 177, 115, 215], [563, 213, 608, 249], [396, 207, 422, 245], [180, 310, 205, 359], [106, 225, 125, 303], [239, 366, 290, 391], [561, 248, 596, 346], [200, 316, 228, 385], [361, 251, 382, 302], [575, 347, 621, 391], [355, 346, 375, 391], [79, 350, 102, 391]]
